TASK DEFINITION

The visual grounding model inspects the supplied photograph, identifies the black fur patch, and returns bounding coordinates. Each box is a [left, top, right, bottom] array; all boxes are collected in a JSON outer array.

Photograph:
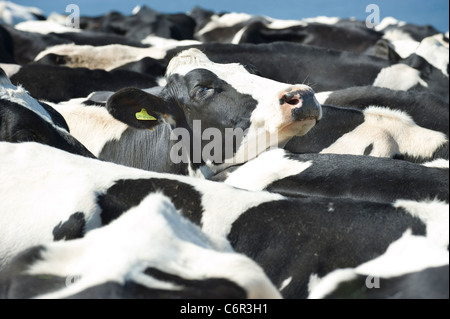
[[0, 274, 67, 299], [97, 178, 204, 226], [52, 212, 86, 241], [364, 144, 373, 156]]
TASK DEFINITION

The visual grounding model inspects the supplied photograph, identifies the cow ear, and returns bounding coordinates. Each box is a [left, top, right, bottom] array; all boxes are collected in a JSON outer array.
[[39, 101, 71, 132], [374, 39, 401, 62], [106, 88, 172, 130]]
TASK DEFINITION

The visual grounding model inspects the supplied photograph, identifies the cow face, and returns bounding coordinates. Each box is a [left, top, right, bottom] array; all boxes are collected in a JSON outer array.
[[165, 48, 322, 136], [107, 49, 321, 172], [0, 69, 95, 158]]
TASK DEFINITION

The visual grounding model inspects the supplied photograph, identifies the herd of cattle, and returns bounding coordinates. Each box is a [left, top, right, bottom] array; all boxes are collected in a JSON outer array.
[[0, 2, 449, 299]]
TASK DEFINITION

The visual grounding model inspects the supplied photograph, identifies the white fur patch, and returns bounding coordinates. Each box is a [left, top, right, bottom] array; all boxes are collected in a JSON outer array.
[[382, 29, 419, 58], [301, 16, 339, 25], [156, 76, 167, 87], [34, 44, 169, 71], [307, 273, 324, 294], [375, 17, 406, 31], [50, 102, 128, 157], [225, 149, 313, 191], [391, 40, 420, 59], [196, 12, 254, 36], [140, 35, 201, 47], [15, 20, 81, 34], [231, 25, 248, 44], [279, 276, 293, 291], [0, 63, 22, 78], [308, 269, 357, 299], [315, 91, 333, 104], [46, 12, 68, 25], [382, 28, 415, 42], [265, 18, 305, 29], [422, 159, 449, 169], [373, 64, 428, 90], [132, 5, 141, 15]]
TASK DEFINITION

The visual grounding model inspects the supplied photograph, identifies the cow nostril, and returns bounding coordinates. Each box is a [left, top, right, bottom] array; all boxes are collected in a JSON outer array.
[[285, 98, 300, 106], [282, 92, 301, 106]]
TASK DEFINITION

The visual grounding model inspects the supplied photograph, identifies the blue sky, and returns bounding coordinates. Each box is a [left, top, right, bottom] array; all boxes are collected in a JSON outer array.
[[14, 0, 450, 32]]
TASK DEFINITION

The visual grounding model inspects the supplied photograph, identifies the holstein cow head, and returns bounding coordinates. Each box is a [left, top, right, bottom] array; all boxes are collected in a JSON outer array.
[[107, 48, 322, 177], [0, 68, 95, 158]]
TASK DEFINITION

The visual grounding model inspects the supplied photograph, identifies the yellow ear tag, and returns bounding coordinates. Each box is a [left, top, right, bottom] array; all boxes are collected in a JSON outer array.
[[136, 108, 157, 121]]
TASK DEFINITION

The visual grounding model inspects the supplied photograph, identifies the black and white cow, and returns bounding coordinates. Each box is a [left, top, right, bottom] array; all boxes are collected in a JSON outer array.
[[4, 21, 160, 66], [48, 29, 151, 48], [0, 25, 15, 64], [0, 1, 45, 26], [283, 103, 448, 163], [212, 149, 449, 204], [29, 32, 447, 100], [0, 68, 94, 157], [191, 10, 445, 60], [30, 37, 199, 71], [1, 24, 71, 65], [1, 141, 448, 299], [308, 231, 449, 299], [51, 48, 322, 176], [399, 54, 449, 103], [51, 49, 447, 174], [3, 21, 156, 66], [306, 85, 449, 162], [316, 85, 449, 137], [111, 57, 167, 80], [383, 22, 443, 43], [32, 43, 168, 71], [0, 193, 280, 299], [192, 9, 385, 55], [10, 64, 159, 103], [79, 6, 196, 41], [384, 33, 449, 76], [237, 21, 384, 55], [166, 42, 394, 92], [166, 42, 448, 103]]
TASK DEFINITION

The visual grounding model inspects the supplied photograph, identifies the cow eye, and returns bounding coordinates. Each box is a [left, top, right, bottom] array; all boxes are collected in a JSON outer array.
[[195, 86, 216, 99]]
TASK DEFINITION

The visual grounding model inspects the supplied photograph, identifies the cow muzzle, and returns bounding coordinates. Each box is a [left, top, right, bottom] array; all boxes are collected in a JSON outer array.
[[278, 87, 322, 137], [280, 88, 322, 122]]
